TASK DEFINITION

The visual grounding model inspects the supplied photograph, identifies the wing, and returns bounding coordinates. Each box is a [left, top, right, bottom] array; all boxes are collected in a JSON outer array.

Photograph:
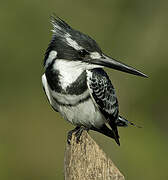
[[42, 74, 58, 112], [87, 68, 119, 120], [87, 68, 120, 144]]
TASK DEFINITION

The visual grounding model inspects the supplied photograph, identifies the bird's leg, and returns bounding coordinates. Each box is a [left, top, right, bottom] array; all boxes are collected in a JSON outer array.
[[67, 126, 80, 144], [74, 126, 89, 143]]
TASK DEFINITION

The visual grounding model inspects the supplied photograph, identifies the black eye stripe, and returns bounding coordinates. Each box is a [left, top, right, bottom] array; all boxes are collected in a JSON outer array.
[[78, 49, 89, 57]]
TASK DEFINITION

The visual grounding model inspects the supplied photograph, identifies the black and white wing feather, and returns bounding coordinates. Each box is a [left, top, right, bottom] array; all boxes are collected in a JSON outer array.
[[87, 68, 120, 144], [87, 68, 119, 120]]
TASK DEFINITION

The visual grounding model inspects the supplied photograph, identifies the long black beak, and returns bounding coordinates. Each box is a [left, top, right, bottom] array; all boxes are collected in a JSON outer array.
[[90, 55, 148, 78]]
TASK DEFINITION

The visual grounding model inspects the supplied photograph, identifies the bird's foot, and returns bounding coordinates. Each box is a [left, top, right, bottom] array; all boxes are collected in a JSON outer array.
[[67, 126, 80, 144], [75, 126, 89, 143], [67, 126, 89, 144]]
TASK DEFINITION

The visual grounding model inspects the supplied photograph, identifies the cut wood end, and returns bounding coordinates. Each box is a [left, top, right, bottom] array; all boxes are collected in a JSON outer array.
[[64, 130, 125, 180]]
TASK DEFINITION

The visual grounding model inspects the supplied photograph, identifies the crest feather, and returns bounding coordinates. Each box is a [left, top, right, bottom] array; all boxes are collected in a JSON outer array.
[[50, 16, 72, 37]]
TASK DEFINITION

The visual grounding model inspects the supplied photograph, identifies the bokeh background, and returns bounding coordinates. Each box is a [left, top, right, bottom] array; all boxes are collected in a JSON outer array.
[[1, 0, 168, 179]]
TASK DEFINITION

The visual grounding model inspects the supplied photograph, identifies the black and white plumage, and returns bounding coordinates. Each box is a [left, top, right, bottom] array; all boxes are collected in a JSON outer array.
[[42, 17, 147, 145]]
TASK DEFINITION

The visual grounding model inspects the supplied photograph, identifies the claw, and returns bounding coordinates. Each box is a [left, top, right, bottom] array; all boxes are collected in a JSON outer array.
[[67, 126, 80, 144], [67, 126, 89, 144], [67, 131, 72, 144], [75, 128, 83, 143]]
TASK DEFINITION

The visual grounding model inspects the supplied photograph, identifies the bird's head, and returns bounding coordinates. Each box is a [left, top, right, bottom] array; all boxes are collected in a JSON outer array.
[[44, 16, 147, 78]]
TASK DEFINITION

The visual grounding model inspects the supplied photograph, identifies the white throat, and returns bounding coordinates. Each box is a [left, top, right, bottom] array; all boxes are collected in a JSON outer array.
[[53, 59, 101, 90], [53, 60, 85, 90]]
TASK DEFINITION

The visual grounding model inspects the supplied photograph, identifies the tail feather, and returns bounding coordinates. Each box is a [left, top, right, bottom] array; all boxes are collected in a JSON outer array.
[[91, 115, 140, 146], [111, 125, 120, 146], [91, 124, 120, 146], [108, 121, 120, 146], [116, 116, 141, 128]]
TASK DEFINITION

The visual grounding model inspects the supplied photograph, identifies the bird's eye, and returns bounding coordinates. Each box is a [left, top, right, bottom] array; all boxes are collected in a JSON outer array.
[[78, 49, 89, 57]]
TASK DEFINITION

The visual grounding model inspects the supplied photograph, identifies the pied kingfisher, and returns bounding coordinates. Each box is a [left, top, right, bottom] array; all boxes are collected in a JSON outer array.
[[42, 16, 147, 145]]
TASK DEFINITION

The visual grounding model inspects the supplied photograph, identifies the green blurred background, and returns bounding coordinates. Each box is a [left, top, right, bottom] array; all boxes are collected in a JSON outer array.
[[1, 0, 168, 179]]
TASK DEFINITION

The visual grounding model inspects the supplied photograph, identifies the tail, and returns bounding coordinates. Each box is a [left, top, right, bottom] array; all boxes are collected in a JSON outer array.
[[109, 121, 120, 146], [108, 115, 141, 146], [91, 116, 140, 146], [91, 124, 120, 146], [116, 116, 141, 128]]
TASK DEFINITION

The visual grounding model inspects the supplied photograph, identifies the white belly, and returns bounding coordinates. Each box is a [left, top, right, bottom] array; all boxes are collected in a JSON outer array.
[[58, 98, 106, 128], [42, 72, 106, 128]]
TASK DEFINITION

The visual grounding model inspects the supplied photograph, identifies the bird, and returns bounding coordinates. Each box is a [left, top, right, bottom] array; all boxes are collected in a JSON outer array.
[[42, 16, 147, 146]]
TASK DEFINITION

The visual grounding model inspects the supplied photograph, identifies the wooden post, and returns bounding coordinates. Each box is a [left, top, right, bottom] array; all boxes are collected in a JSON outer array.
[[64, 131, 125, 180]]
